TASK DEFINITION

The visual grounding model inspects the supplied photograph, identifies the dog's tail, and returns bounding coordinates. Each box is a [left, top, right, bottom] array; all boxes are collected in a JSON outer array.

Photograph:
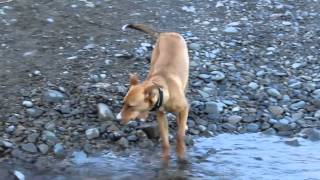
[[122, 24, 160, 41]]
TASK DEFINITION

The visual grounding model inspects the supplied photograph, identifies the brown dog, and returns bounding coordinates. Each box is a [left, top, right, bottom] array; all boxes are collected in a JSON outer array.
[[117, 24, 189, 161]]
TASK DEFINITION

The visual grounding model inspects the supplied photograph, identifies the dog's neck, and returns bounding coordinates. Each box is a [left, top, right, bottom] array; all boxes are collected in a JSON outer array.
[[147, 77, 169, 111], [150, 87, 163, 111]]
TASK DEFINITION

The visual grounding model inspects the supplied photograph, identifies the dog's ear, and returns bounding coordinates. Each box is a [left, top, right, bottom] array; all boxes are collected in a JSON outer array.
[[129, 73, 139, 85]]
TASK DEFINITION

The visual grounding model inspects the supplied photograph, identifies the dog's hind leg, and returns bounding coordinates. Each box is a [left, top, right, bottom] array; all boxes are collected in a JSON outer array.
[[157, 111, 170, 161]]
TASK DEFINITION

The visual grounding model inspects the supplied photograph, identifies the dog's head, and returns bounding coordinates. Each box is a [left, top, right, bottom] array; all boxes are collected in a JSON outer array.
[[117, 74, 160, 124]]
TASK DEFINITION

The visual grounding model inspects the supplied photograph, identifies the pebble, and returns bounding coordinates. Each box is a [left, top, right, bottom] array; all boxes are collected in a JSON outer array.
[[117, 137, 129, 148], [284, 139, 300, 146], [268, 106, 284, 116], [267, 88, 282, 99], [142, 124, 159, 139], [27, 133, 39, 143], [290, 101, 306, 110], [54, 143, 66, 158], [42, 130, 59, 145], [189, 43, 201, 50], [86, 128, 100, 140], [314, 110, 320, 119], [223, 26, 238, 33], [22, 100, 33, 108], [21, 143, 38, 153], [248, 82, 259, 90], [246, 123, 260, 133], [38, 144, 49, 154], [227, 115, 242, 124], [204, 102, 219, 114], [211, 71, 225, 81], [0, 140, 13, 148], [97, 103, 115, 121], [43, 89, 65, 103]]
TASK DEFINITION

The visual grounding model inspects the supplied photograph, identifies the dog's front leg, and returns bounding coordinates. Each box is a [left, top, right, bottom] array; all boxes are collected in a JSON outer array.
[[176, 106, 188, 161], [156, 111, 170, 161]]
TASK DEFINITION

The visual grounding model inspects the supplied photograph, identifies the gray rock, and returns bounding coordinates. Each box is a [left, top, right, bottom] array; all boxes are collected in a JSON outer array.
[[43, 89, 65, 103], [127, 134, 138, 142], [189, 129, 200, 135], [273, 118, 292, 131], [207, 124, 217, 131], [198, 125, 207, 132], [267, 88, 282, 99], [198, 74, 211, 80], [117, 137, 129, 148], [85, 128, 100, 140], [185, 135, 194, 146], [142, 124, 159, 139], [314, 110, 320, 119], [248, 82, 259, 90], [290, 101, 306, 110], [211, 71, 225, 81], [224, 26, 238, 33], [54, 143, 66, 158], [222, 123, 237, 131], [26, 108, 43, 118], [262, 128, 277, 135], [22, 100, 33, 108], [227, 115, 242, 124], [246, 123, 260, 133], [205, 101, 224, 114], [21, 143, 38, 153], [97, 103, 115, 121], [42, 130, 59, 145], [83, 43, 96, 50], [189, 43, 201, 50], [268, 106, 284, 116], [72, 151, 88, 165], [261, 122, 271, 130], [5, 125, 15, 133], [0, 140, 13, 148], [284, 139, 300, 146], [301, 128, 320, 141], [38, 144, 49, 154], [44, 122, 56, 130], [27, 133, 39, 143]]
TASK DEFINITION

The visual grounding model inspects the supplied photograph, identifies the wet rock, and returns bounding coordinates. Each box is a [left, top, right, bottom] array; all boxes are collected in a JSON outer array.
[[117, 137, 129, 148], [5, 125, 15, 133], [198, 125, 207, 132], [54, 143, 66, 158], [261, 122, 271, 130], [207, 124, 217, 132], [189, 129, 200, 135], [222, 123, 237, 131], [22, 100, 33, 108], [290, 101, 306, 110], [44, 122, 56, 130], [97, 103, 115, 121], [314, 110, 320, 119], [227, 115, 242, 124], [246, 123, 260, 133], [127, 134, 138, 142], [262, 128, 277, 135], [205, 102, 222, 114], [72, 151, 88, 165], [38, 144, 49, 154], [267, 88, 282, 99], [86, 128, 100, 140], [248, 82, 259, 90], [27, 133, 39, 143], [301, 128, 320, 141], [273, 118, 291, 131], [189, 43, 201, 50], [284, 139, 300, 146], [43, 89, 66, 103], [0, 140, 13, 148], [268, 106, 284, 116], [13, 170, 25, 180], [141, 124, 159, 139], [42, 130, 59, 145], [185, 135, 194, 146], [21, 143, 38, 153]]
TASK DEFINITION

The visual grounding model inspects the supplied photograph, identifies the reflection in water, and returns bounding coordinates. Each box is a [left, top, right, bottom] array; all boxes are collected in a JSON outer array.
[[1, 133, 320, 180]]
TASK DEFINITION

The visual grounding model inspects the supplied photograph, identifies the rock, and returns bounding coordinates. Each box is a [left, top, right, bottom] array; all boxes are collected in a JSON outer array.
[[72, 151, 88, 165], [267, 88, 282, 99], [262, 128, 277, 135], [268, 106, 284, 116], [246, 123, 260, 133], [83, 43, 96, 50], [315, 110, 320, 119], [54, 143, 66, 158], [97, 103, 115, 121], [85, 128, 100, 140], [13, 170, 25, 180], [117, 137, 129, 148], [227, 115, 242, 124], [44, 122, 56, 130], [0, 140, 13, 148], [207, 124, 217, 132], [222, 123, 237, 131], [22, 100, 33, 108], [301, 128, 320, 141], [26, 108, 43, 118], [27, 133, 39, 143], [38, 144, 49, 154], [224, 26, 238, 33], [261, 122, 271, 130], [59, 104, 71, 114], [5, 125, 15, 133], [198, 125, 207, 132], [185, 135, 194, 146], [181, 6, 196, 13], [205, 102, 222, 114], [211, 71, 225, 81], [189, 129, 200, 135], [21, 143, 38, 153], [43, 89, 65, 103], [189, 43, 201, 50], [284, 139, 300, 146], [248, 82, 259, 90], [127, 134, 138, 142], [290, 101, 306, 110], [141, 124, 159, 139], [42, 130, 59, 145], [273, 118, 292, 131]]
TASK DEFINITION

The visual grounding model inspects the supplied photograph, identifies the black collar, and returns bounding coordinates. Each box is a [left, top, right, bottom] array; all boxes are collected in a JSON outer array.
[[150, 87, 163, 111]]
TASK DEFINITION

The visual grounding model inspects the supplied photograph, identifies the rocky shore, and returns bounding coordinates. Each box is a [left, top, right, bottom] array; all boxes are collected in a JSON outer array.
[[1, 0, 320, 165]]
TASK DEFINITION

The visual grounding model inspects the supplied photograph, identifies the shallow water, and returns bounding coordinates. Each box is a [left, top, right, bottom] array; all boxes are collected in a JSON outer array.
[[3, 133, 320, 180]]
